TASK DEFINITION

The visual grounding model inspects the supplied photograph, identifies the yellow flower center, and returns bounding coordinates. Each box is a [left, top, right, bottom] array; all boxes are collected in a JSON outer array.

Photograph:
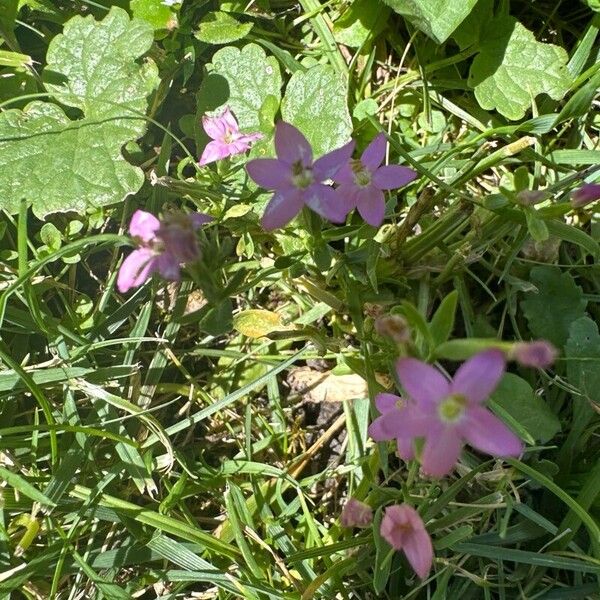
[[438, 394, 467, 423]]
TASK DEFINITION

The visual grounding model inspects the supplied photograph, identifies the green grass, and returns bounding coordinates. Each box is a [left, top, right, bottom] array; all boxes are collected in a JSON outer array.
[[0, 0, 599, 598]]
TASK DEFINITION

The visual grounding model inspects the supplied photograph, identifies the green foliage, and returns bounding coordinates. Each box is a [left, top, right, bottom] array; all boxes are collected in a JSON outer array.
[[130, 0, 178, 31], [566, 317, 600, 405], [382, 0, 478, 43], [195, 11, 253, 44], [490, 373, 561, 444], [197, 43, 281, 131], [281, 65, 353, 155], [521, 266, 587, 348], [0, 7, 158, 218], [333, 0, 389, 48], [469, 17, 571, 120]]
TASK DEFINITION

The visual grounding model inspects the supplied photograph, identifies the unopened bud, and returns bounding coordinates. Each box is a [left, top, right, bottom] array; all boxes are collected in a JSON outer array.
[[571, 184, 600, 208], [374, 315, 411, 344], [341, 498, 373, 528], [512, 340, 557, 368]]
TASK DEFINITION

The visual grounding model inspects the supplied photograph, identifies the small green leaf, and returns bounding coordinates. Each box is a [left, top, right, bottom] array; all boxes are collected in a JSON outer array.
[[333, 0, 389, 48], [40, 222, 62, 251], [0, 466, 56, 508], [195, 11, 252, 45], [521, 266, 587, 347], [469, 17, 571, 120], [233, 309, 283, 338], [197, 43, 281, 132], [525, 210, 549, 242], [0, 50, 32, 68], [489, 373, 561, 444], [281, 65, 352, 155], [382, 0, 478, 44], [566, 317, 600, 405], [130, 0, 178, 31], [429, 290, 458, 347]]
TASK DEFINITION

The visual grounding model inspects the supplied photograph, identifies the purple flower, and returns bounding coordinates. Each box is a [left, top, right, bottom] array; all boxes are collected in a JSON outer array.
[[199, 107, 262, 166], [246, 121, 355, 230], [333, 133, 417, 227], [340, 498, 373, 528], [571, 183, 600, 208], [512, 340, 557, 369], [380, 504, 433, 579], [370, 351, 523, 477], [117, 209, 212, 293]]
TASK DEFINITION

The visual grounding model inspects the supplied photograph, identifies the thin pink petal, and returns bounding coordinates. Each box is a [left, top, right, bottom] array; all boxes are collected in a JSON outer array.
[[202, 113, 228, 140], [396, 358, 450, 410], [154, 252, 181, 281], [373, 165, 417, 190], [334, 184, 359, 218], [375, 393, 400, 413], [220, 107, 240, 133], [238, 131, 263, 144], [362, 133, 386, 170], [368, 414, 390, 442], [199, 140, 231, 166], [356, 186, 385, 227], [275, 121, 312, 165], [304, 183, 347, 223], [129, 210, 160, 242], [421, 426, 462, 477], [403, 527, 434, 579], [451, 350, 506, 404], [189, 213, 213, 229], [333, 164, 355, 185], [261, 190, 304, 230], [460, 406, 524, 457], [379, 410, 434, 440], [313, 140, 355, 181], [117, 248, 156, 293], [397, 437, 415, 461], [228, 139, 252, 155], [246, 159, 291, 189]]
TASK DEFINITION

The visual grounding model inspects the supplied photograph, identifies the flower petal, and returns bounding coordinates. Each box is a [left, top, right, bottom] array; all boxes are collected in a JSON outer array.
[[220, 106, 240, 133], [246, 158, 291, 189], [117, 248, 156, 293], [380, 409, 434, 440], [451, 349, 506, 404], [238, 131, 263, 144], [304, 183, 347, 223], [199, 140, 232, 166], [275, 121, 312, 165], [397, 437, 415, 461], [460, 406, 524, 457], [261, 190, 304, 230], [373, 165, 417, 190], [155, 252, 181, 281], [201, 113, 227, 140], [334, 184, 359, 218], [356, 186, 386, 227], [362, 133, 387, 170], [129, 210, 160, 242], [403, 526, 434, 579], [189, 213, 213, 229], [313, 140, 355, 181], [368, 414, 390, 442], [375, 393, 400, 414], [332, 163, 355, 185], [395, 358, 450, 410], [421, 426, 462, 477], [572, 183, 600, 208]]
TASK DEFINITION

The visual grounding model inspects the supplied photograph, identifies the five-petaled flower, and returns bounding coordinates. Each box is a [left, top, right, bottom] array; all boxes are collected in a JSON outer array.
[[117, 209, 212, 293], [333, 133, 417, 227], [380, 504, 433, 579], [571, 183, 600, 208], [199, 107, 262, 166], [246, 121, 355, 229], [370, 350, 523, 477]]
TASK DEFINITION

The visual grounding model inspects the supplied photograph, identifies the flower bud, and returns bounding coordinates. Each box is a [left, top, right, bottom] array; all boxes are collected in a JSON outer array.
[[512, 340, 557, 368], [571, 184, 600, 208], [340, 498, 372, 528], [374, 315, 411, 344]]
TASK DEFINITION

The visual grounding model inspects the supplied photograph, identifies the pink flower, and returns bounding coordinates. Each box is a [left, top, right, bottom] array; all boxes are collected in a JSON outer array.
[[368, 393, 420, 461], [512, 340, 557, 368], [340, 498, 373, 528], [371, 350, 523, 477], [380, 504, 433, 579], [246, 121, 355, 229], [117, 209, 212, 293], [333, 133, 417, 227], [571, 183, 600, 208], [199, 107, 262, 166]]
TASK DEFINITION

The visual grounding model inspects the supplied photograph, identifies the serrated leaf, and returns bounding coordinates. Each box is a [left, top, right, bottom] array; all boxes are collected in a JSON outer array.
[[566, 317, 600, 405], [521, 266, 587, 348], [382, 0, 478, 44], [469, 17, 571, 120], [0, 7, 158, 218], [131, 0, 178, 31], [195, 11, 252, 45], [281, 65, 352, 155], [490, 373, 561, 444], [197, 43, 281, 132]]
